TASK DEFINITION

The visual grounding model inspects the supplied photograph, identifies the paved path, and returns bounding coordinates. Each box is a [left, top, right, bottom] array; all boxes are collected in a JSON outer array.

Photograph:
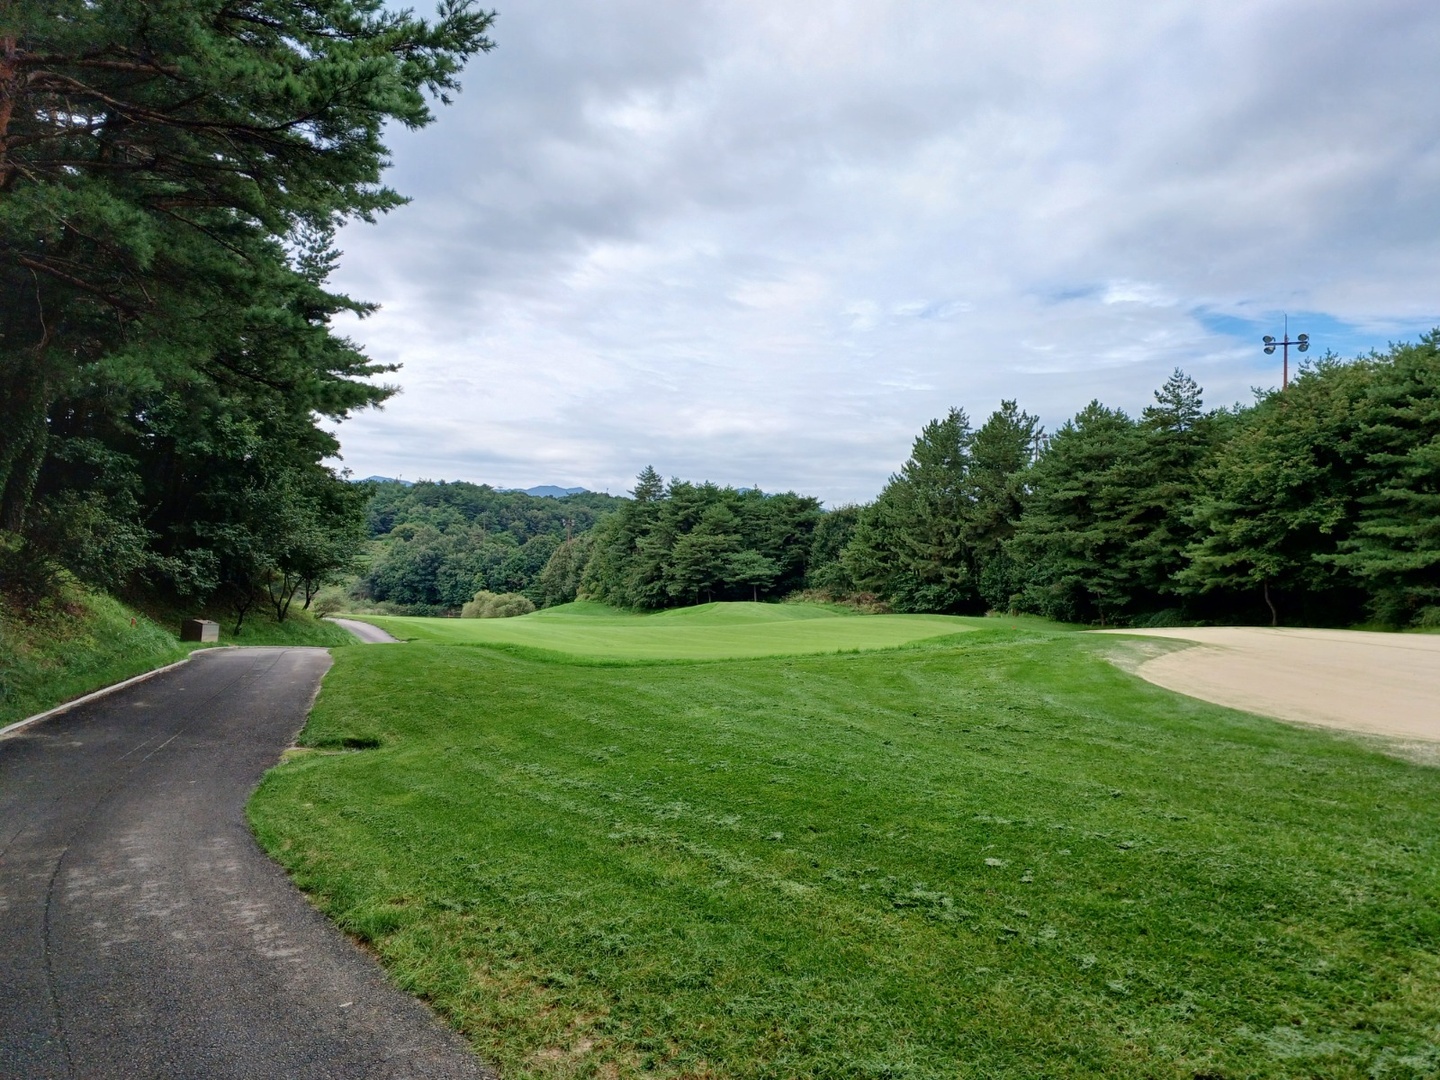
[[0, 647, 489, 1079], [1096, 626, 1440, 741], [329, 617, 401, 644]]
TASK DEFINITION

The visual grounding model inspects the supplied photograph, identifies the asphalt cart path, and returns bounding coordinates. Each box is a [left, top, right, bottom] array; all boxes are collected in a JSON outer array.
[[0, 647, 489, 1079], [327, 617, 401, 644]]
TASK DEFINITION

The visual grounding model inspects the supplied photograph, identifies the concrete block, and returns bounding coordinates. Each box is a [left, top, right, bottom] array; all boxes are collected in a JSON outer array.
[[181, 619, 220, 643]]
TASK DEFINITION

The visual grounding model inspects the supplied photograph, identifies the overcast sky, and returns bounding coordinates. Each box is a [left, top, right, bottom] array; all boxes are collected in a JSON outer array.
[[328, 0, 1440, 504]]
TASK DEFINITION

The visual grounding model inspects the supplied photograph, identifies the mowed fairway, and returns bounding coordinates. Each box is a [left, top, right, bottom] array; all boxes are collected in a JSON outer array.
[[348, 601, 978, 661], [250, 605, 1440, 1079]]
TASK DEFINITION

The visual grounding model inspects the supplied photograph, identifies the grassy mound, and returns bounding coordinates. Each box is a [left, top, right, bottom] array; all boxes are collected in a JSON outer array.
[[348, 601, 982, 661], [251, 616, 1440, 1078]]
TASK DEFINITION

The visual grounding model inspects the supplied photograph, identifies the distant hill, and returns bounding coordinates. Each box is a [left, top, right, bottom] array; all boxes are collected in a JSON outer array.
[[357, 475, 414, 486], [356, 477, 590, 498], [513, 485, 589, 498]]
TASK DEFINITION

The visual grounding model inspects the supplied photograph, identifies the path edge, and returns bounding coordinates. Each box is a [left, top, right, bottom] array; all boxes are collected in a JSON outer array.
[[0, 649, 225, 741]]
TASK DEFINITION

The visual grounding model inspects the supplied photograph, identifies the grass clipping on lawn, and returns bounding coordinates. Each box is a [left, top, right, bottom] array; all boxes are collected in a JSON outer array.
[[249, 604, 1440, 1079]]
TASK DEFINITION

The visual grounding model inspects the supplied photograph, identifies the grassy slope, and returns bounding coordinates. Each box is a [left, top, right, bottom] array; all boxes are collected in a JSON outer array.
[[0, 588, 355, 727], [0, 591, 190, 726], [250, 605, 1440, 1079], [350, 601, 984, 661]]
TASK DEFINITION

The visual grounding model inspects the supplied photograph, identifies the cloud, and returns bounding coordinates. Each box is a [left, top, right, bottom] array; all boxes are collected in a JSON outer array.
[[328, 0, 1440, 503]]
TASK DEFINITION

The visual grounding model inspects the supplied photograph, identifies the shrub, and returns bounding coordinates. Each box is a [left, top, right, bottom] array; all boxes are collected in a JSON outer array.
[[782, 588, 891, 615], [461, 590, 536, 619]]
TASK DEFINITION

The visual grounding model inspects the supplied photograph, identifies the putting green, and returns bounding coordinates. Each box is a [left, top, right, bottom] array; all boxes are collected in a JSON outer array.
[[349, 601, 979, 661]]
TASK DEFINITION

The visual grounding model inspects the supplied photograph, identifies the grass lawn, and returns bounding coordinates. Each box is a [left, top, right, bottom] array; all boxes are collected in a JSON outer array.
[[347, 601, 983, 661], [250, 603, 1440, 1079]]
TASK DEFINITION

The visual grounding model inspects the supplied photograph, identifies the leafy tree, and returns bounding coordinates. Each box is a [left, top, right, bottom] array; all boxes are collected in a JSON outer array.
[[806, 504, 862, 593], [461, 590, 536, 618], [536, 535, 593, 607], [725, 550, 780, 602], [1179, 361, 1369, 625], [356, 483, 622, 611]]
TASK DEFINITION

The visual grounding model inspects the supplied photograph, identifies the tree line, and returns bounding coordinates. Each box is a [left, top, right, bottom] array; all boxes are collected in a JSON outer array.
[[0, 1, 493, 626], [353, 481, 623, 614], [537, 336, 1436, 630], [573, 468, 825, 608], [832, 337, 1440, 628]]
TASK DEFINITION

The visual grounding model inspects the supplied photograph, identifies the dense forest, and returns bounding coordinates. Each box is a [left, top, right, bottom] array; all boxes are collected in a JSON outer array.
[[0, 1, 493, 626], [577, 469, 825, 608], [351, 482, 623, 613]]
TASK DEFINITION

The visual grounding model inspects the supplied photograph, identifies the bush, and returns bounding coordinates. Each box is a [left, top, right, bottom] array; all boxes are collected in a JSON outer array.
[[0, 531, 63, 610], [461, 590, 536, 619], [782, 588, 891, 615]]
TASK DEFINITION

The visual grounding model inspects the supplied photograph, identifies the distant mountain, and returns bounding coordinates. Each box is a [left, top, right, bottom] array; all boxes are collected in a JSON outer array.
[[514, 485, 589, 498], [354, 476, 590, 498], [357, 475, 414, 486]]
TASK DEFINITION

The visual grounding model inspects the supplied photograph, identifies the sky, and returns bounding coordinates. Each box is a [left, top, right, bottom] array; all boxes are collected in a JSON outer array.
[[327, 0, 1440, 505]]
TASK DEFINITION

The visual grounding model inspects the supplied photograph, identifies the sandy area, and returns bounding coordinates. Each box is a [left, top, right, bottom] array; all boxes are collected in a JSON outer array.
[[1093, 627, 1440, 742]]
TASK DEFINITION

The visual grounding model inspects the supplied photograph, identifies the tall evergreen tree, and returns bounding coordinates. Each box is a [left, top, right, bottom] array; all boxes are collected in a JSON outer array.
[[844, 408, 980, 612], [1008, 401, 1139, 624], [581, 469, 823, 609], [1122, 370, 1224, 602], [1326, 335, 1440, 625], [965, 400, 1041, 610], [0, 0, 494, 602]]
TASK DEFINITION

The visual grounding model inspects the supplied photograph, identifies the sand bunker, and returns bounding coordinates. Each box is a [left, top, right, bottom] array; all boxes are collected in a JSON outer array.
[[1094, 626, 1440, 742]]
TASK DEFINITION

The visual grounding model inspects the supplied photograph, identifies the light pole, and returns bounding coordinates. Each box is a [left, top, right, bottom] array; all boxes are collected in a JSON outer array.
[[1263, 315, 1309, 390]]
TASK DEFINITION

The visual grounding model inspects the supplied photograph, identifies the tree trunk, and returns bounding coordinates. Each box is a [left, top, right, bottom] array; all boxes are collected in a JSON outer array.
[[1262, 580, 1278, 627], [0, 35, 17, 191], [233, 591, 254, 634]]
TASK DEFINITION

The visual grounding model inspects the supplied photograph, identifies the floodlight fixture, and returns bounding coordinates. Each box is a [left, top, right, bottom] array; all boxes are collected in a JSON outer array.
[[1262, 317, 1308, 389]]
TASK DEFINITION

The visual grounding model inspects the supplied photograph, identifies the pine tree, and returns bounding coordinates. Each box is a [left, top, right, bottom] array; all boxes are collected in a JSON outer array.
[[1008, 401, 1139, 624], [0, 0, 494, 602], [966, 400, 1040, 610], [1123, 370, 1223, 604], [1330, 334, 1440, 625], [844, 408, 981, 612]]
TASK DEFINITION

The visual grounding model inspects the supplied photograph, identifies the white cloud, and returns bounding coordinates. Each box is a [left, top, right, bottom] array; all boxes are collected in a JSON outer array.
[[328, 0, 1440, 503]]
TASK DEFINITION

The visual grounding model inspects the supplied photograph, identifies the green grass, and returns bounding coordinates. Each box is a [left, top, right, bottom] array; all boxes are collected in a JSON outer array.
[[220, 609, 358, 648], [250, 603, 1440, 1078], [0, 588, 356, 727], [349, 601, 985, 661]]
